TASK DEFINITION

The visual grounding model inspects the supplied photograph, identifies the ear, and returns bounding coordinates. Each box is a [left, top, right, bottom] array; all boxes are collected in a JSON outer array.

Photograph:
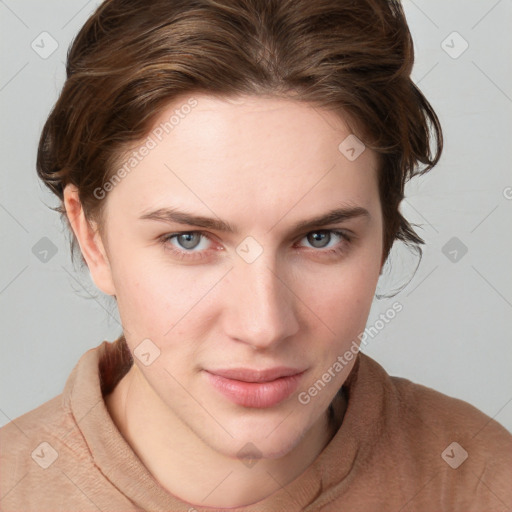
[[63, 183, 116, 296]]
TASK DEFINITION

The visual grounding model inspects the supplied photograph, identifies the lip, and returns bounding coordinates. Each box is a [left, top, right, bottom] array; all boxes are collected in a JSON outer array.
[[204, 367, 306, 408]]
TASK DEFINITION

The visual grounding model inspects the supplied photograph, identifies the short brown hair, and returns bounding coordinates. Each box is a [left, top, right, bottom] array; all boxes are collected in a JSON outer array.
[[37, 0, 442, 268]]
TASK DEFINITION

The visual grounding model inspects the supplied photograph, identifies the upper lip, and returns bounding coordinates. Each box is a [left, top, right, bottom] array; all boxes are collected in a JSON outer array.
[[206, 367, 305, 383]]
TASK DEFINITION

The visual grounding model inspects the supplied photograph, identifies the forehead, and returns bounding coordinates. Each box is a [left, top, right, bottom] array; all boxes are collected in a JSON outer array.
[[156, 93, 356, 156], [104, 94, 379, 226]]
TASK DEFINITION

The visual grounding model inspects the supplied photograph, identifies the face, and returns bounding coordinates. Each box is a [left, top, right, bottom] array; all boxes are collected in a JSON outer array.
[[81, 94, 384, 459]]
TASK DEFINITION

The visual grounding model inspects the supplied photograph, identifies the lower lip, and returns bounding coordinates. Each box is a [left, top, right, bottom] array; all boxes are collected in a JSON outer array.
[[205, 371, 304, 408]]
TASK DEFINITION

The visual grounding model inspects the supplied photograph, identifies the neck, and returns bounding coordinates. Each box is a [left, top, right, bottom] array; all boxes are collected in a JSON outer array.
[[105, 364, 345, 508]]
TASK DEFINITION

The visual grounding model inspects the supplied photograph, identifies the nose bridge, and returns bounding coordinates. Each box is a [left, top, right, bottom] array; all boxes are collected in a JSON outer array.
[[225, 254, 299, 349]]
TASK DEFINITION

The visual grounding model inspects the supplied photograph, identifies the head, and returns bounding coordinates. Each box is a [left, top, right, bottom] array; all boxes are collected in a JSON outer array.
[[37, 0, 442, 460]]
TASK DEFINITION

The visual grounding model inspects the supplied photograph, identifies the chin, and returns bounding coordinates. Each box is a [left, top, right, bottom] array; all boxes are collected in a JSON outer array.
[[217, 415, 313, 461]]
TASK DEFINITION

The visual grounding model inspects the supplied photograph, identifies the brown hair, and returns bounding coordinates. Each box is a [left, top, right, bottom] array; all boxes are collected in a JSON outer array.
[[37, 0, 442, 269], [37, 0, 442, 277]]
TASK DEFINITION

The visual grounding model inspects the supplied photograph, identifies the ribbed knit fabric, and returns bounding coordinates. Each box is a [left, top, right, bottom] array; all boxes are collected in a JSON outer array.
[[1, 337, 511, 511]]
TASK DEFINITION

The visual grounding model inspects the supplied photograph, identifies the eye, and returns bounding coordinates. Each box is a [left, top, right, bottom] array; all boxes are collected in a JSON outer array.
[[300, 229, 352, 257], [164, 232, 212, 252], [159, 228, 352, 262], [159, 231, 221, 262], [299, 230, 350, 250]]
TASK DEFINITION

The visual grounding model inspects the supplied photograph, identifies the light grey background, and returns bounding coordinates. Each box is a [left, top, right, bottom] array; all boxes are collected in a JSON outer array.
[[1, 0, 511, 433]]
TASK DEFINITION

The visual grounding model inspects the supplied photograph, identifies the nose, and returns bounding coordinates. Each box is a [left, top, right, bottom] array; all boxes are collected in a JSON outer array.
[[222, 256, 300, 350]]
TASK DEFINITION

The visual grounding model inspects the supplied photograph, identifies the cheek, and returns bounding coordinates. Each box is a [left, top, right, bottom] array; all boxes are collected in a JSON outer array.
[[302, 252, 381, 348], [109, 250, 176, 338], [112, 253, 224, 342]]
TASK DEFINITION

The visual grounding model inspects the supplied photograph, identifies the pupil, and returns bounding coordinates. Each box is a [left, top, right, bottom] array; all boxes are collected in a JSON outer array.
[[309, 231, 330, 248], [179, 233, 199, 249]]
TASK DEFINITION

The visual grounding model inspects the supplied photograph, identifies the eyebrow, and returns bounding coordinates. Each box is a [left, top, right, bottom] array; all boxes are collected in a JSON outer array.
[[138, 205, 370, 234]]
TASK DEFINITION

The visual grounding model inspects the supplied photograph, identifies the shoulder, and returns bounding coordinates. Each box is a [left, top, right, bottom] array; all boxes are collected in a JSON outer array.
[[0, 393, 70, 460], [389, 370, 512, 450], [360, 354, 512, 509], [357, 353, 511, 445], [0, 394, 89, 509], [0, 344, 136, 511]]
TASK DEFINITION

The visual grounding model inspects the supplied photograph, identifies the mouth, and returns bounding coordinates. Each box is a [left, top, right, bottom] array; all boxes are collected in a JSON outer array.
[[204, 367, 306, 408]]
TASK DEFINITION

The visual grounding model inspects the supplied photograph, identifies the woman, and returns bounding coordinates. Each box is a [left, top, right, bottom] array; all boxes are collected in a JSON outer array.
[[1, 0, 511, 510]]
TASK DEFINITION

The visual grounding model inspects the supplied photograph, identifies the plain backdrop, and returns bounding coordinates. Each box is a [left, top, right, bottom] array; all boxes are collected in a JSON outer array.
[[1, 0, 511, 433]]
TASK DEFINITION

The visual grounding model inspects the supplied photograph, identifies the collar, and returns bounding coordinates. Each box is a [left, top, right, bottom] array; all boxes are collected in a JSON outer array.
[[62, 337, 386, 511]]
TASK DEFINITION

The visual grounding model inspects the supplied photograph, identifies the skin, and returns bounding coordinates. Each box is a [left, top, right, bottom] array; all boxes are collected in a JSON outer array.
[[64, 94, 385, 508]]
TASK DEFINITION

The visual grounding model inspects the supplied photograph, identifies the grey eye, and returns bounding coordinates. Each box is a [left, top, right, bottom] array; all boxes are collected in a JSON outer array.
[[306, 231, 331, 249], [176, 233, 202, 250]]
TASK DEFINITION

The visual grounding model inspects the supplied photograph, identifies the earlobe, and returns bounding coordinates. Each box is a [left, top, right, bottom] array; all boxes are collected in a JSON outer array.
[[63, 184, 117, 296]]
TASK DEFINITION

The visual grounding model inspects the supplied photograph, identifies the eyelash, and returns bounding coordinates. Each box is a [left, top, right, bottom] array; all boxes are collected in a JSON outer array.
[[159, 229, 353, 262]]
